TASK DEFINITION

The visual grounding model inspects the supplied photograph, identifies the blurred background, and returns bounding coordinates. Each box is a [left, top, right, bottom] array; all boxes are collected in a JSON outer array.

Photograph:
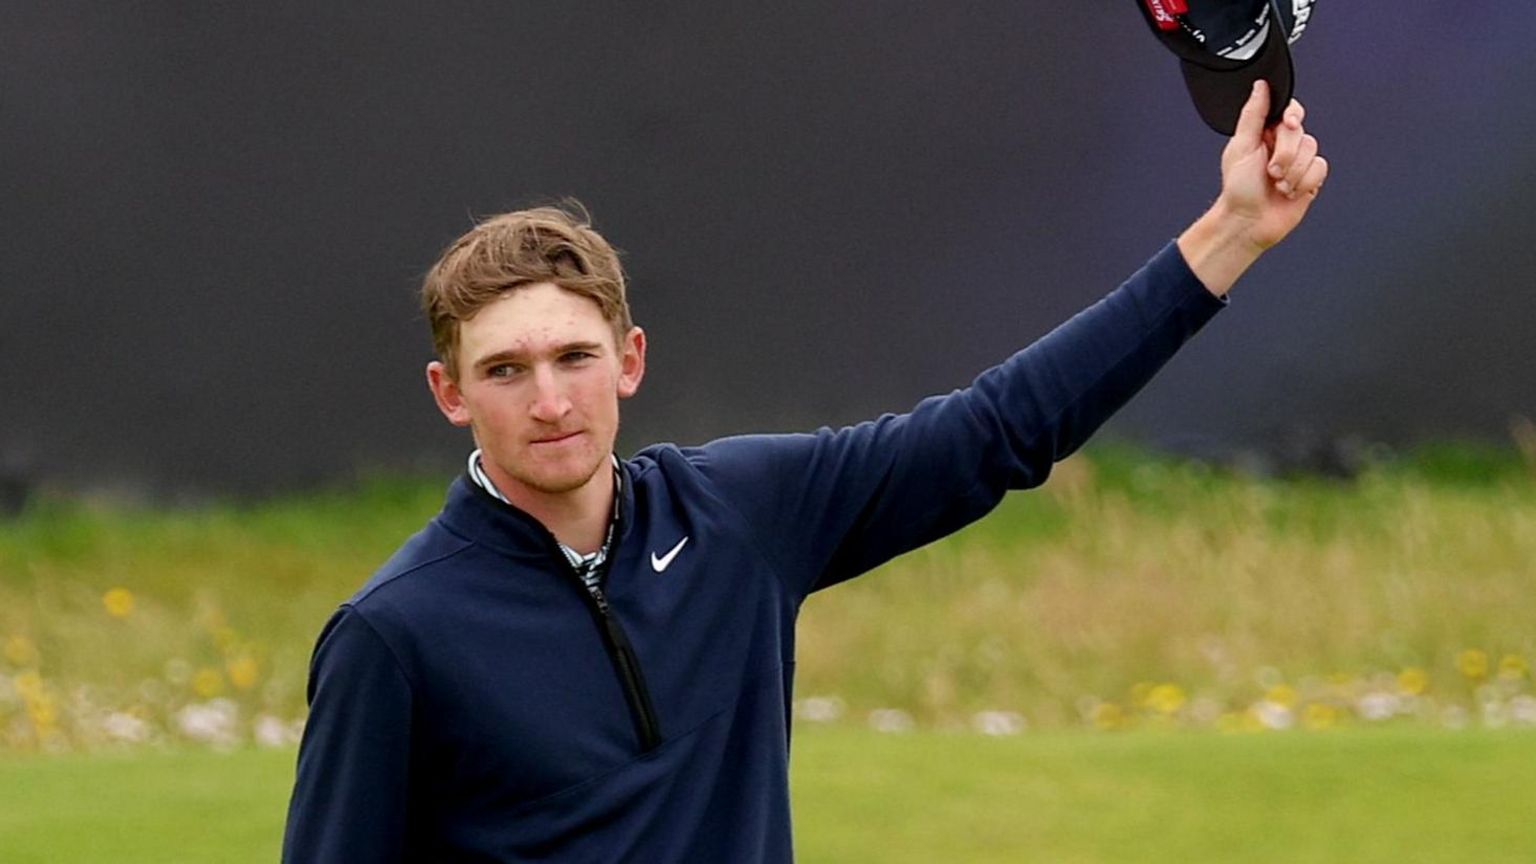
[[4, 0, 1533, 500], [3, 4, 1535, 862]]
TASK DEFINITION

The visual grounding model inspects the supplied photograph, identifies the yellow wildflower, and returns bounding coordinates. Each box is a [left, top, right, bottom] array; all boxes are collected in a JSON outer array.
[[227, 656, 260, 691], [1265, 684, 1298, 707], [102, 587, 135, 619], [14, 671, 44, 699], [3, 634, 39, 667], [192, 667, 225, 698], [1397, 667, 1429, 695], [1498, 654, 1528, 681], [26, 693, 58, 730], [1458, 649, 1489, 681], [1303, 703, 1339, 731], [1147, 684, 1186, 715]]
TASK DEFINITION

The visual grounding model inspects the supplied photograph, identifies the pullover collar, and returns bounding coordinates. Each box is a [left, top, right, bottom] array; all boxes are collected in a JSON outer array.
[[438, 460, 636, 564]]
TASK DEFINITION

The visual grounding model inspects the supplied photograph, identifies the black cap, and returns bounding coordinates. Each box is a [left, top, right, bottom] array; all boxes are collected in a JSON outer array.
[[1135, 0, 1316, 135]]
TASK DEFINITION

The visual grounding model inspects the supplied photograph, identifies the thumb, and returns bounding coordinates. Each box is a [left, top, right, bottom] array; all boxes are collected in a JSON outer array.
[[1231, 79, 1270, 146]]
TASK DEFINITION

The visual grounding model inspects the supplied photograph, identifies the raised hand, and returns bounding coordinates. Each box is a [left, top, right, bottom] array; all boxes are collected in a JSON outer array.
[[1177, 79, 1331, 296], [1219, 79, 1330, 251]]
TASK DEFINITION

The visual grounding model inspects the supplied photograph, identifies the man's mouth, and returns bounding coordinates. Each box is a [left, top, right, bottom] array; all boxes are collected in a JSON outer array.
[[530, 431, 583, 445]]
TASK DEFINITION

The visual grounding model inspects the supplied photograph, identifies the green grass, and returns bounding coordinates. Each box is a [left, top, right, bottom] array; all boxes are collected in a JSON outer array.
[[1, 445, 1534, 746], [794, 727, 1536, 863], [795, 444, 1536, 727], [0, 746, 292, 863], [1, 727, 1533, 863]]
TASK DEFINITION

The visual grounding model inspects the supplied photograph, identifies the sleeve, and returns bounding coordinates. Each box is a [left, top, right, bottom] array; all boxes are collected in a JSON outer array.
[[282, 605, 415, 864], [691, 242, 1226, 598]]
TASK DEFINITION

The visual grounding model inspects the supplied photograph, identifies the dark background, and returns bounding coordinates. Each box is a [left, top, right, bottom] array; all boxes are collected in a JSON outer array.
[[4, 1, 1533, 499]]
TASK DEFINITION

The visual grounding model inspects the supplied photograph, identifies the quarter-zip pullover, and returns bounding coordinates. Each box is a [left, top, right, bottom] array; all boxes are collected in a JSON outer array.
[[282, 242, 1225, 863]]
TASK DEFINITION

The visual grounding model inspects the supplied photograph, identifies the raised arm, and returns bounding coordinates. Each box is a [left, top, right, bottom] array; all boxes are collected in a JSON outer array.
[[693, 81, 1328, 599]]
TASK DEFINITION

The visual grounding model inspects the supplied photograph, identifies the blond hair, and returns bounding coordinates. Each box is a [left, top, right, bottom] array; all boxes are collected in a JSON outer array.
[[421, 201, 631, 378]]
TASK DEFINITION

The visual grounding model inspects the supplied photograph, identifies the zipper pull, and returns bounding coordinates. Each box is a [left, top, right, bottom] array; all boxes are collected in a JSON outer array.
[[588, 582, 610, 614]]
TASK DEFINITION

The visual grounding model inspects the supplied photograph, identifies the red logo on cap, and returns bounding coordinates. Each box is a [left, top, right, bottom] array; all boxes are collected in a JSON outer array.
[[1143, 0, 1188, 30]]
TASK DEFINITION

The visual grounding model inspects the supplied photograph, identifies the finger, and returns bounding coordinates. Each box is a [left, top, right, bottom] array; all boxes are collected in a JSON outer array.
[[1295, 155, 1330, 198], [1267, 100, 1307, 181], [1232, 80, 1270, 146], [1281, 134, 1319, 197]]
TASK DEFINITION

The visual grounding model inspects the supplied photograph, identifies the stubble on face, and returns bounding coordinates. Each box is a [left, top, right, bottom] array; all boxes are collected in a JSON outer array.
[[453, 284, 630, 507], [497, 422, 613, 496]]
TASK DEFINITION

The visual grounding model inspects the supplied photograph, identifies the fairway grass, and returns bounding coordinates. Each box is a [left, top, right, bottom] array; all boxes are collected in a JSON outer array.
[[794, 727, 1536, 863], [2, 727, 1532, 863]]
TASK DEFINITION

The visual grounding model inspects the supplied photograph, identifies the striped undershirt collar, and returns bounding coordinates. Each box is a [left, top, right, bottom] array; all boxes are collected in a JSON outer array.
[[466, 449, 622, 576]]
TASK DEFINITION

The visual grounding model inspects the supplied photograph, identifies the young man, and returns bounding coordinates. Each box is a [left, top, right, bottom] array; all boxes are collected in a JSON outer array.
[[284, 82, 1327, 862]]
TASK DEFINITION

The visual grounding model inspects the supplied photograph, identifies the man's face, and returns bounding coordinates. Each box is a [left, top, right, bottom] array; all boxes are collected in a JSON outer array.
[[426, 283, 645, 501]]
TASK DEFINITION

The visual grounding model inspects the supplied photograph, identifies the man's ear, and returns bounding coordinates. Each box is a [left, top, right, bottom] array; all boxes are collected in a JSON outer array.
[[617, 326, 646, 399], [426, 361, 473, 427]]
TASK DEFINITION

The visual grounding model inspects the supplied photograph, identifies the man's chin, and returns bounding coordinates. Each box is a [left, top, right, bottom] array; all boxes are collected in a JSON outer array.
[[515, 458, 606, 496], [522, 476, 591, 495]]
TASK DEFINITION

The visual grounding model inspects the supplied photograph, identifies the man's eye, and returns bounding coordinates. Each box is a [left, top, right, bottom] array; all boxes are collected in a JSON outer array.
[[562, 352, 595, 363], [488, 364, 523, 378]]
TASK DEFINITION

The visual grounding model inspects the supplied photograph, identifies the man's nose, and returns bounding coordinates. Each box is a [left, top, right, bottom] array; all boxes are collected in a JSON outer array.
[[528, 366, 571, 422]]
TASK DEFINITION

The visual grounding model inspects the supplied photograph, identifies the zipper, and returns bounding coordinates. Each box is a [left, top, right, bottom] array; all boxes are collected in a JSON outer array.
[[539, 521, 664, 752], [584, 579, 663, 751]]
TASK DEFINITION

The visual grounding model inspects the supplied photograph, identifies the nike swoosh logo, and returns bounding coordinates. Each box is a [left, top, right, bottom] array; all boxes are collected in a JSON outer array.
[[650, 536, 689, 572]]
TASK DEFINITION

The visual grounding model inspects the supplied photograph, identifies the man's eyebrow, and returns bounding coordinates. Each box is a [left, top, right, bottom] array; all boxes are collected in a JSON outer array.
[[471, 341, 607, 369]]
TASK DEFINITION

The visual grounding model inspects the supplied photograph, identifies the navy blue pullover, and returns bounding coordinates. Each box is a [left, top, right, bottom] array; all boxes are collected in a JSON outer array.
[[282, 242, 1225, 863]]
